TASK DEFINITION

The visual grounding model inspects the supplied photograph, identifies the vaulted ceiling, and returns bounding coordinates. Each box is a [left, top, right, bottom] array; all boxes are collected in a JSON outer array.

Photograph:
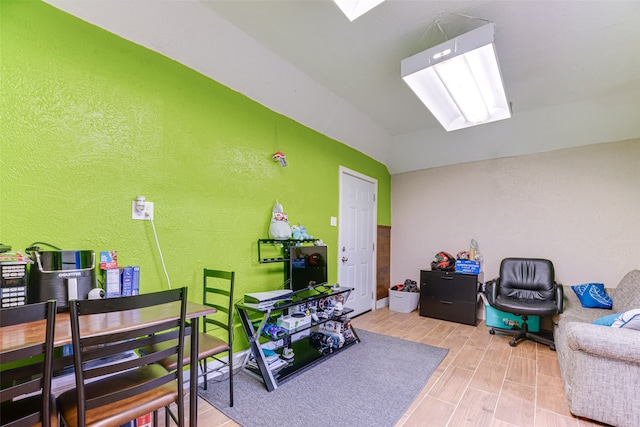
[[45, 0, 640, 174]]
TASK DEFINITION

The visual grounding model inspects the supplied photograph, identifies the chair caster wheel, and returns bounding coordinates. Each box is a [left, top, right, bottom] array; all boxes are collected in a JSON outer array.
[[509, 339, 517, 347], [489, 329, 495, 335]]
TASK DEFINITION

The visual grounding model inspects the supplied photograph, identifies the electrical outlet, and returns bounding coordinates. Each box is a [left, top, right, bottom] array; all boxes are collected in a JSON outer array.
[[132, 200, 154, 220], [330, 216, 337, 226], [143, 202, 154, 220]]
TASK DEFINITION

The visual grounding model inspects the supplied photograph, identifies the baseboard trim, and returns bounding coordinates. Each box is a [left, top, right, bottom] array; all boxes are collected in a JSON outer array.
[[376, 297, 389, 309], [180, 350, 248, 389]]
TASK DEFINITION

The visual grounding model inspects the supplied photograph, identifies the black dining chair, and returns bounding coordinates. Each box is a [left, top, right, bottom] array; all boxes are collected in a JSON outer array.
[[56, 288, 189, 427], [152, 269, 234, 413], [1, 300, 57, 427]]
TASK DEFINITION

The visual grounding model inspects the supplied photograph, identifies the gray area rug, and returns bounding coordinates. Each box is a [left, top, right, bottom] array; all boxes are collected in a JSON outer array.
[[199, 329, 448, 427]]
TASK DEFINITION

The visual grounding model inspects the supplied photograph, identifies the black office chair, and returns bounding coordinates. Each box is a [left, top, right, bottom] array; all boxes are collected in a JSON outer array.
[[1, 300, 57, 427], [485, 258, 563, 350], [56, 288, 189, 427], [153, 269, 234, 411]]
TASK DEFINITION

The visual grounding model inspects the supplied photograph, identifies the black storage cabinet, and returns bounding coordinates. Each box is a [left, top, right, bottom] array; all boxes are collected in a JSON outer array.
[[419, 270, 480, 326]]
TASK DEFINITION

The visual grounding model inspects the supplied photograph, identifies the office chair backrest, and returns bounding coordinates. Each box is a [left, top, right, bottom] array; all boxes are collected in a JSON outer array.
[[0, 300, 56, 427], [499, 258, 556, 300]]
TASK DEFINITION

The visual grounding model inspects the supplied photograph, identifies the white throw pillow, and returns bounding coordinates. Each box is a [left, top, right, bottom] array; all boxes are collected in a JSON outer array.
[[611, 308, 640, 330]]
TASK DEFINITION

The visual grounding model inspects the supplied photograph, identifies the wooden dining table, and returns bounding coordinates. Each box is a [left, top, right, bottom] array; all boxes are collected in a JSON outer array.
[[1, 301, 215, 427]]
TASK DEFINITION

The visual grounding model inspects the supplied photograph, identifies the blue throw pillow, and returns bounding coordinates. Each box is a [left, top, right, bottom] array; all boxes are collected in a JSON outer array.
[[592, 313, 621, 326], [571, 283, 613, 309], [611, 309, 640, 330]]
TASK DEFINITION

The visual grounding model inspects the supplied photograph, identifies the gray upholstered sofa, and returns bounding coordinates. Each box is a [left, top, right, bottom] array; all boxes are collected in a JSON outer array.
[[553, 269, 640, 427]]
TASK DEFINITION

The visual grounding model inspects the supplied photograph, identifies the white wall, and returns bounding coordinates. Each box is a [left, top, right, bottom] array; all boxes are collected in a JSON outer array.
[[391, 139, 640, 289]]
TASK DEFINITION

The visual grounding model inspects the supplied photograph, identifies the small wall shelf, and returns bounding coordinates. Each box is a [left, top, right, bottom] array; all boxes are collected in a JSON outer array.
[[257, 239, 320, 264]]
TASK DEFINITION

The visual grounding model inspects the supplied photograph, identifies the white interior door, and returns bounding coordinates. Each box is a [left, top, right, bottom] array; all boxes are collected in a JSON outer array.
[[338, 167, 377, 316]]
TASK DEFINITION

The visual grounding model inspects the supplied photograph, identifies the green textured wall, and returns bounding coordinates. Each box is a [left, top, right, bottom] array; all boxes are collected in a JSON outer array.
[[0, 1, 390, 343]]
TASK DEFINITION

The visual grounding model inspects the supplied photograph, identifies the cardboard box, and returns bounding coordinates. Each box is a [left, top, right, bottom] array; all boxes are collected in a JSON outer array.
[[99, 251, 118, 270], [455, 260, 481, 275], [136, 413, 152, 427], [120, 266, 133, 297], [389, 289, 419, 313], [131, 266, 140, 295], [321, 320, 342, 333], [105, 268, 121, 298], [277, 314, 311, 332], [485, 304, 540, 332]]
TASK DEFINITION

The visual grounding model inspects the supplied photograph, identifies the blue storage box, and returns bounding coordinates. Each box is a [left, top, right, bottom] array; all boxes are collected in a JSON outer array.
[[485, 304, 540, 332], [455, 260, 481, 275]]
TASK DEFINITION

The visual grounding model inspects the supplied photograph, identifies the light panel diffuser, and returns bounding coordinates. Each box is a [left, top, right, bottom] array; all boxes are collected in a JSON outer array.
[[401, 23, 510, 132]]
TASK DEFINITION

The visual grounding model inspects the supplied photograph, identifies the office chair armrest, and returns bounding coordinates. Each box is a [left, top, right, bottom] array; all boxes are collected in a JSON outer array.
[[484, 278, 499, 303], [555, 284, 564, 313]]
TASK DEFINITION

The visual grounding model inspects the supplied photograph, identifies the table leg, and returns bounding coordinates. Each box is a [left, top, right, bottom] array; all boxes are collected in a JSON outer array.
[[190, 316, 199, 427]]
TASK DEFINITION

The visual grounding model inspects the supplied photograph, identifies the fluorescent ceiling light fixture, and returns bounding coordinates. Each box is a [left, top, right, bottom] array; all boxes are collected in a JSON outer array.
[[333, 0, 385, 21], [401, 23, 510, 132]]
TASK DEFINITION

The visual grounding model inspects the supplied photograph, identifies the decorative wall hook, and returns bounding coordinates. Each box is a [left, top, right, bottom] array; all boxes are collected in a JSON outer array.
[[272, 151, 287, 167]]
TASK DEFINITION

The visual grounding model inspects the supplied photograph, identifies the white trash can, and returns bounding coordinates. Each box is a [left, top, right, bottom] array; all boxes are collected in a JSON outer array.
[[389, 289, 420, 313]]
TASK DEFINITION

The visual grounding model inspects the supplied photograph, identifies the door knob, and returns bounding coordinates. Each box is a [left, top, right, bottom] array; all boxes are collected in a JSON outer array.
[[342, 257, 348, 262]]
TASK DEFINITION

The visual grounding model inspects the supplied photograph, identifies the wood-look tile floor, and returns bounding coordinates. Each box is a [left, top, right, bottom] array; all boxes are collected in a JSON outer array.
[[167, 308, 611, 427]]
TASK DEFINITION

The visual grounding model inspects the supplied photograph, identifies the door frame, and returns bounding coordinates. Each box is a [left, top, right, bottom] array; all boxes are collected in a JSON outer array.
[[338, 166, 378, 314]]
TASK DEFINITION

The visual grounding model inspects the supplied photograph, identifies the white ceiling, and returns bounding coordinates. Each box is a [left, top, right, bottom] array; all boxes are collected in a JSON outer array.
[[46, 0, 640, 174]]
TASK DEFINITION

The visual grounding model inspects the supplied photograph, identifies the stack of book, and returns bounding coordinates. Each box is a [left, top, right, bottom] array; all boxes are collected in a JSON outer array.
[[247, 351, 288, 373]]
